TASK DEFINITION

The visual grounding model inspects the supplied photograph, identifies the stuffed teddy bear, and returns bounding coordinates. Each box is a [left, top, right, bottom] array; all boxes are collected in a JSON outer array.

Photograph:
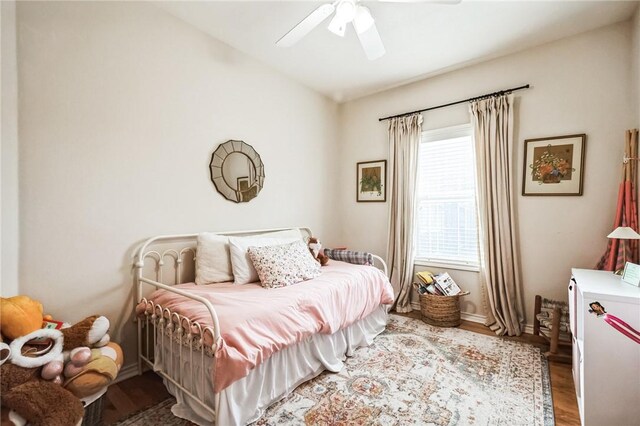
[[1, 334, 83, 426], [0, 314, 118, 424], [1, 363, 84, 426], [308, 237, 329, 266], [4, 315, 112, 386]]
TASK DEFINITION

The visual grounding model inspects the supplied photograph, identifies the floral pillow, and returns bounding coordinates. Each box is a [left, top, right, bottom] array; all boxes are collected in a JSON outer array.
[[247, 240, 321, 289]]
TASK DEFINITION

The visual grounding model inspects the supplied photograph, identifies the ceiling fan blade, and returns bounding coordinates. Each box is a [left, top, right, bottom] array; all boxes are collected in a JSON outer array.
[[356, 21, 385, 60], [276, 3, 336, 47]]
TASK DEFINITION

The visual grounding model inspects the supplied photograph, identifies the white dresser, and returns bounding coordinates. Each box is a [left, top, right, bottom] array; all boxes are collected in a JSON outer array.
[[569, 268, 640, 425]]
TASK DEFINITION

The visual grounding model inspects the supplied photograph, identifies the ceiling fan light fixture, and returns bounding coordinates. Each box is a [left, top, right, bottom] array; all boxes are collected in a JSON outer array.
[[353, 6, 374, 34], [327, 14, 347, 37], [335, 0, 357, 23]]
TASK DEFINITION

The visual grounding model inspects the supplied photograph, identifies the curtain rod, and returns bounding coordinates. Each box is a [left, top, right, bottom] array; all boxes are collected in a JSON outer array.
[[378, 84, 530, 122]]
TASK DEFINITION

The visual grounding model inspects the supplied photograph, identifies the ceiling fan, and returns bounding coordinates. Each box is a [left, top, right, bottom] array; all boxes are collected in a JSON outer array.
[[276, 0, 461, 61]]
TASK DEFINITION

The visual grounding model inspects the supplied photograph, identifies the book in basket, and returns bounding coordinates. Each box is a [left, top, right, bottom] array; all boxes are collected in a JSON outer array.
[[434, 272, 461, 296], [416, 270, 435, 285]]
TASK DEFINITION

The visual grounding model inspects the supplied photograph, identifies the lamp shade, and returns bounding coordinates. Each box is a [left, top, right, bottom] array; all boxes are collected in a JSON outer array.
[[607, 226, 640, 240]]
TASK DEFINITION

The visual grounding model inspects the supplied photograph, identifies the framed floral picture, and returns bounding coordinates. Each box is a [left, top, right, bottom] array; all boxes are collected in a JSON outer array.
[[522, 134, 586, 196], [357, 160, 386, 202]]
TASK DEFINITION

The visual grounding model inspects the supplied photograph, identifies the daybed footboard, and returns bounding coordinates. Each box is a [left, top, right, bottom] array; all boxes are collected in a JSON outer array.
[[134, 232, 226, 424], [136, 277, 222, 423]]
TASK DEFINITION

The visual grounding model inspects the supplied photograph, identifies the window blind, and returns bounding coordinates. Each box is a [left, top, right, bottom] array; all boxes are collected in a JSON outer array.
[[416, 134, 479, 265]]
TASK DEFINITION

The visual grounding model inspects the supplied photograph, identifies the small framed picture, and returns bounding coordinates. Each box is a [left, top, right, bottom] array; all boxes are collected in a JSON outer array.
[[357, 160, 386, 202], [522, 134, 586, 196], [622, 262, 640, 287]]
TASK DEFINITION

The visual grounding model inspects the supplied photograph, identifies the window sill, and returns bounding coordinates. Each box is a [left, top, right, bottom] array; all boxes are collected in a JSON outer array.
[[414, 259, 480, 273]]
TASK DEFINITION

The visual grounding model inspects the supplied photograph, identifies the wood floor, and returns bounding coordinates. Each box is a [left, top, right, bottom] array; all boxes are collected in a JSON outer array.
[[103, 317, 580, 425]]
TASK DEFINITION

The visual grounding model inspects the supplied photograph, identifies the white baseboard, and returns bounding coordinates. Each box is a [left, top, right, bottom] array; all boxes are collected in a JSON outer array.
[[522, 324, 534, 335], [115, 362, 139, 384], [460, 312, 486, 324]]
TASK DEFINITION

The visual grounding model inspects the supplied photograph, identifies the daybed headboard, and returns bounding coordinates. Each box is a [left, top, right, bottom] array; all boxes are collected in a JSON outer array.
[[133, 227, 313, 291]]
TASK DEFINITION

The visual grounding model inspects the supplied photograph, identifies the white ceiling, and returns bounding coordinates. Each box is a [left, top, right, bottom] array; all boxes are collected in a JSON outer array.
[[157, 1, 638, 102]]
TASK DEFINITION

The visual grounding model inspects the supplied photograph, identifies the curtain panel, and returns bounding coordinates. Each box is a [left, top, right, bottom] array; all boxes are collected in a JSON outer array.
[[470, 94, 525, 336], [387, 113, 423, 313]]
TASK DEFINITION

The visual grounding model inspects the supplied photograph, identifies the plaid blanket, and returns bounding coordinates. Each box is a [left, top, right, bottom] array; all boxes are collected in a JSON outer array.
[[325, 249, 373, 266]]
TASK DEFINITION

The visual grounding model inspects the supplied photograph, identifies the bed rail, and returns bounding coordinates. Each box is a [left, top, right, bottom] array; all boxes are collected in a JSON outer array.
[[371, 254, 388, 277]]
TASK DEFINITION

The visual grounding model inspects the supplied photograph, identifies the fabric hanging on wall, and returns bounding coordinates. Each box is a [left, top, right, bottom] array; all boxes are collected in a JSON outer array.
[[387, 113, 423, 313], [596, 129, 640, 271], [469, 94, 525, 336]]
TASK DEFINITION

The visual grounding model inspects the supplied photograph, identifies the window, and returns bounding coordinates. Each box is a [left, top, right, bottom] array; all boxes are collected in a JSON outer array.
[[415, 124, 479, 270]]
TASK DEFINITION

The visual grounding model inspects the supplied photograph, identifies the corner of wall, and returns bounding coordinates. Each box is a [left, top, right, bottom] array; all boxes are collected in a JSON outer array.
[[633, 5, 640, 127], [334, 101, 347, 245], [1, 0, 20, 297]]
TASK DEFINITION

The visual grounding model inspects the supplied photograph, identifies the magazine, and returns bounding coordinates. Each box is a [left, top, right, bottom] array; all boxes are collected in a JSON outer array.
[[426, 283, 442, 295], [434, 272, 461, 296]]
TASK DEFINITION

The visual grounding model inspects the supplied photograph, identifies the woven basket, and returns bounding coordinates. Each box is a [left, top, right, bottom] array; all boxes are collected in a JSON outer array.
[[82, 393, 106, 426], [418, 291, 470, 327]]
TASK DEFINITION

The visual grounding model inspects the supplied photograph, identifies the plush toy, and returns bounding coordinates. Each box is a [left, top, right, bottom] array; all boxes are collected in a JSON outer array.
[[61, 315, 110, 351], [63, 342, 123, 398], [308, 237, 329, 266], [0, 296, 44, 340], [2, 315, 111, 386], [0, 307, 118, 423], [9, 329, 64, 370], [0, 315, 118, 425], [1, 363, 84, 426]]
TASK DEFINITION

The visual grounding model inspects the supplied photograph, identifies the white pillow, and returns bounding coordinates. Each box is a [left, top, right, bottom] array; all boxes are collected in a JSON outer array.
[[229, 229, 303, 285], [196, 233, 233, 284], [248, 241, 321, 289]]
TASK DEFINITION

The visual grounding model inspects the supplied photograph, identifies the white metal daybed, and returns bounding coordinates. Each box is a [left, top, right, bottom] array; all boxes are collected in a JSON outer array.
[[134, 227, 393, 425]]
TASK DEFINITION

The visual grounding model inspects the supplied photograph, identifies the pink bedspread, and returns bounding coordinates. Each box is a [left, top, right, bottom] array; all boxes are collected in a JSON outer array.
[[137, 261, 394, 392]]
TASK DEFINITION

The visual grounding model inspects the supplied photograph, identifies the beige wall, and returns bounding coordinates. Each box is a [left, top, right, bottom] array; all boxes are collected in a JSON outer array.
[[16, 1, 339, 368], [338, 21, 636, 326], [633, 5, 640, 127], [10, 1, 639, 374], [1, 0, 19, 297]]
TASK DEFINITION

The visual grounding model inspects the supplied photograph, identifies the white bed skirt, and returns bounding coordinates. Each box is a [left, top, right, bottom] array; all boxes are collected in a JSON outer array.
[[157, 305, 389, 426]]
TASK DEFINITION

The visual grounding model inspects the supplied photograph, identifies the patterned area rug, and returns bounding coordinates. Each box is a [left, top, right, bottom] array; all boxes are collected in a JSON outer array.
[[113, 399, 189, 425], [116, 315, 554, 425]]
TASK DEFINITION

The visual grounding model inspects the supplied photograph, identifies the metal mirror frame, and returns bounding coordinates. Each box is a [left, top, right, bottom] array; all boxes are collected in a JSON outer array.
[[209, 140, 265, 203]]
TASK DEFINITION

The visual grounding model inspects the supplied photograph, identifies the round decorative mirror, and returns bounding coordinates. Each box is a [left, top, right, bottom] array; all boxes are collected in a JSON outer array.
[[209, 140, 265, 203]]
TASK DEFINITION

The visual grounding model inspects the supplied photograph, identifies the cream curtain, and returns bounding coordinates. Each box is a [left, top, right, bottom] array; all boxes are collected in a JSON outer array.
[[470, 94, 525, 336], [387, 113, 423, 313]]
